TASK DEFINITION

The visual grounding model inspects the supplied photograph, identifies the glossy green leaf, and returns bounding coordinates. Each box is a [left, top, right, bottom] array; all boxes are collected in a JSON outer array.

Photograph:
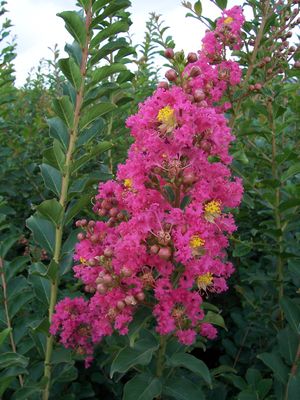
[[281, 163, 300, 182], [280, 297, 300, 334], [216, 0, 228, 9], [40, 163, 62, 196], [91, 21, 129, 48], [91, 63, 127, 83], [123, 373, 162, 400], [167, 353, 211, 385], [0, 352, 28, 369], [79, 103, 116, 130], [26, 215, 55, 253], [278, 326, 298, 365], [37, 199, 63, 226], [257, 352, 289, 384], [163, 376, 205, 400], [202, 311, 227, 330], [11, 386, 42, 400], [53, 96, 74, 129], [0, 328, 11, 348], [110, 336, 159, 378], [72, 141, 112, 174], [57, 11, 86, 47], [194, 1, 202, 16], [59, 57, 82, 90], [47, 117, 69, 150]]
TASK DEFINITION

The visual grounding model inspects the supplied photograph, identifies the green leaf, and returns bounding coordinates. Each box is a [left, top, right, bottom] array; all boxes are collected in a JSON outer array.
[[29, 275, 51, 306], [127, 307, 152, 348], [257, 352, 289, 384], [278, 327, 298, 365], [43, 140, 66, 172], [215, 0, 228, 9], [163, 376, 205, 400], [91, 21, 129, 48], [90, 38, 128, 65], [77, 118, 105, 146], [37, 199, 63, 226], [0, 235, 18, 258], [280, 297, 300, 334], [166, 352, 211, 385], [59, 57, 82, 90], [72, 141, 112, 174], [233, 241, 252, 257], [57, 11, 86, 47], [47, 117, 69, 150], [194, 1, 202, 16], [11, 386, 42, 400], [26, 215, 55, 253], [40, 164, 62, 197], [91, 63, 127, 83], [53, 96, 74, 129], [123, 373, 162, 400], [64, 194, 92, 225], [0, 328, 11, 348], [282, 163, 300, 182], [79, 103, 116, 130], [110, 336, 159, 378], [0, 353, 28, 369], [202, 311, 227, 330]]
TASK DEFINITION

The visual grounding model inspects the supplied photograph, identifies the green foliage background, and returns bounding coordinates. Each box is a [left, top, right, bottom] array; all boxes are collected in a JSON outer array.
[[0, 0, 299, 399]]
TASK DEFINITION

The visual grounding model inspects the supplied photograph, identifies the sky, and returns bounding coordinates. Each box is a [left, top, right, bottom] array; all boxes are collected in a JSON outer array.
[[5, 0, 244, 86]]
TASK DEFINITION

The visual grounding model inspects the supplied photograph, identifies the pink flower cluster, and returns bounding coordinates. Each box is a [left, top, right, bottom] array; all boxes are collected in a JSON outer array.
[[51, 6, 244, 364]]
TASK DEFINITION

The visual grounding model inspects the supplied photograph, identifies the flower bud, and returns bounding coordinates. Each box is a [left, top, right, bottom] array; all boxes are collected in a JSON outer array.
[[96, 283, 107, 294], [103, 274, 113, 285], [104, 248, 113, 258], [164, 48, 174, 59], [254, 83, 262, 90], [150, 244, 160, 254], [116, 300, 125, 310], [165, 69, 178, 82], [193, 89, 205, 102], [77, 232, 85, 241], [183, 171, 196, 185], [136, 292, 145, 301], [157, 81, 169, 90], [189, 66, 201, 77], [109, 207, 119, 217], [124, 295, 136, 305], [158, 246, 172, 260], [121, 267, 132, 277], [187, 52, 198, 63]]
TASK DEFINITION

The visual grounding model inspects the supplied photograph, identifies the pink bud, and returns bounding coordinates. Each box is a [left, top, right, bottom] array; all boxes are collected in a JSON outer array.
[[164, 48, 174, 59], [109, 207, 119, 217], [187, 52, 198, 63], [96, 284, 107, 294], [193, 89, 205, 102], [124, 295, 136, 305], [121, 267, 132, 277], [150, 244, 160, 254], [77, 232, 85, 241], [136, 292, 145, 301], [158, 81, 169, 90], [104, 248, 113, 258], [165, 69, 178, 82], [158, 247, 172, 260], [116, 300, 125, 310], [189, 66, 201, 77], [255, 83, 262, 90], [103, 274, 113, 285], [183, 171, 196, 185]]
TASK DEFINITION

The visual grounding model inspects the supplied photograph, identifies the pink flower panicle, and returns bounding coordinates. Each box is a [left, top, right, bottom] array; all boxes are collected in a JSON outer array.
[[51, 6, 244, 363]]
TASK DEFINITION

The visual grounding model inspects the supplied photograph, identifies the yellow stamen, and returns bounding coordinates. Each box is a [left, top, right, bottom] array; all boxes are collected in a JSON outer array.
[[190, 235, 205, 249], [124, 178, 132, 188], [224, 16, 233, 24], [204, 200, 221, 215], [80, 257, 87, 264], [196, 272, 213, 291], [157, 105, 176, 127]]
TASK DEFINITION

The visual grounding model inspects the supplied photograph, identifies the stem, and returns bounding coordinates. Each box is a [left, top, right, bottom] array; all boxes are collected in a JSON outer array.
[[0, 257, 24, 387], [229, 2, 270, 129], [284, 339, 300, 400], [267, 100, 284, 325], [42, 3, 92, 399], [155, 335, 168, 398]]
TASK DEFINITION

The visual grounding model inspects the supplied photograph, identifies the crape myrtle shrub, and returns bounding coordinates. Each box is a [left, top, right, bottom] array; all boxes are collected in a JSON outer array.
[[0, 0, 299, 400]]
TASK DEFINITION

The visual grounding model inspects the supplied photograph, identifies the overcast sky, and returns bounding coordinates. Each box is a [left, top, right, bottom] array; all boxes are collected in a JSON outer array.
[[6, 0, 243, 86]]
